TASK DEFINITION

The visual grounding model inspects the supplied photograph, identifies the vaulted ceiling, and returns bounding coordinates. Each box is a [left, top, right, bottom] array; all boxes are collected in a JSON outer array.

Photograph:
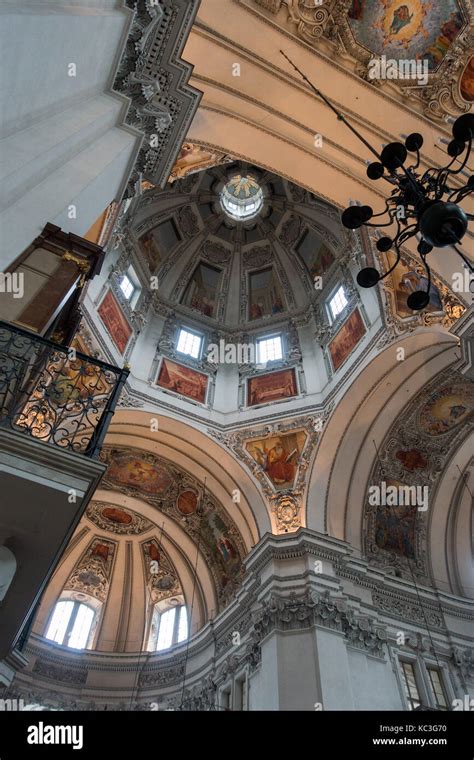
[[181, 0, 473, 285]]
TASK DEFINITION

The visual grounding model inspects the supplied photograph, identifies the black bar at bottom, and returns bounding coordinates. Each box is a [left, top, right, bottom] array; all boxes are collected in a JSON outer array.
[[0, 709, 472, 758]]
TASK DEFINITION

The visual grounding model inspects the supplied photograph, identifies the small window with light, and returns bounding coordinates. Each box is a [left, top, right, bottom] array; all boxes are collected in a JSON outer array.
[[328, 285, 348, 322], [400, 661, 422, 710], [427, 667, 448, 710], [119, 265, 141, 307], [149, 603, 188, 652], [257, 334, 283, 365], [45, 599, 97, 650], [176, 327, 203, 359]]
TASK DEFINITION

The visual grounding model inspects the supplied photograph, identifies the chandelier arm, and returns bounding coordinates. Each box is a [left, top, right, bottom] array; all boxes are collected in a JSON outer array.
[[439, 137, 472, 177], [419, 252, 432, 295], [376, 226, 418, 282], [397, 165, 427, 205], [399, 208, 418, 221], [410, 148, 421, 170], [396, 224, 419, 245], [434, 163, 461, 199], [370, 200, 397, 218], [392, 215, 403, 239], [438, 154, 460, 174], [421, 168, 440, 192], [452, 245, 474, 274], [434, 171, 450, 199], [422, 167, 438, 180], [363, 220, 397, 228], [447, 185, 473, 203], [281, 51, 473, 268]]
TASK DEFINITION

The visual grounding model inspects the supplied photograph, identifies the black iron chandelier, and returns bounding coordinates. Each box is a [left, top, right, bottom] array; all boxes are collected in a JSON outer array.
[[281, 51, 473, 311]]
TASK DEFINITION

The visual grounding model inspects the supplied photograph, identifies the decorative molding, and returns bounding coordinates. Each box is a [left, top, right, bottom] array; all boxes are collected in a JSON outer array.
[[64, 537, 117, 603], [452, 646, 474, 679], [177, 205, 200, 238], [251, 590, 388, 659], [242, 244, 273, 269], [8, 530, 473, 710], [116, 386, 145, 409], [209, 412, 331, 533], [32, 660, 87, 686], [271, 493, 301, 534], [202, 240, 232, 266], [249, 0, 474, 120], [371, 592, 444, 628], [113, 0, 202, 194], [141, 538, 182, 605], [363, 366, 474, 579], [86, 502, 153, 536], [99, 446, 247, 610]]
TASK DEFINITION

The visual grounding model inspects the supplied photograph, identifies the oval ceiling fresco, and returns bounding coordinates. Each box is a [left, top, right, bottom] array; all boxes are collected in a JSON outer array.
[[100, 447, 247, 609], [418, 384, 474, 436], [348, 1, 465, 71]]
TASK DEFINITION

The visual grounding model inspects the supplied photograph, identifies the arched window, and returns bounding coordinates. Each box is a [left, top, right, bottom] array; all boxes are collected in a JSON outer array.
[[45, 599, 96, 649], [149, 604, 188, 652]]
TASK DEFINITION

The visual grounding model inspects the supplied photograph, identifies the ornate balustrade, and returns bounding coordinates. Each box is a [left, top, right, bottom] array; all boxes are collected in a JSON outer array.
[[0, 321, 129, 457]]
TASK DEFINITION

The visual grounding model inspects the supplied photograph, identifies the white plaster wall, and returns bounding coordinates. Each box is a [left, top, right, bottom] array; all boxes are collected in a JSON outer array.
[[346, 649, 403, 711], [248, 634, 279, 710], [276, 629, 322, 711], [316, 627, 355, 710], [0, 0, 140, 269]]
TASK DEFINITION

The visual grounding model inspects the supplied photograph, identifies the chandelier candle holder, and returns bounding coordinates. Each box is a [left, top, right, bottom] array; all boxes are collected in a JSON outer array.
[[280, 51, 473, 311]]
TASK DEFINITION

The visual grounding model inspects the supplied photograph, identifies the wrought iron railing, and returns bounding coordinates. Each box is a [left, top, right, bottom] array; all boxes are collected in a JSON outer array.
[[0, 321, 129, 457]]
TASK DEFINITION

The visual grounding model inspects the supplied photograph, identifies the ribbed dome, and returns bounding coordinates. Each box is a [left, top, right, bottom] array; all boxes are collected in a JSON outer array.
[[125, 161, 348, 330]]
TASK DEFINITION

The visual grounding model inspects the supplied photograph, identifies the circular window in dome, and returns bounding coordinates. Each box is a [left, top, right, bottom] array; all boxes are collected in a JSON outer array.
[[220, 174, 264, 221]]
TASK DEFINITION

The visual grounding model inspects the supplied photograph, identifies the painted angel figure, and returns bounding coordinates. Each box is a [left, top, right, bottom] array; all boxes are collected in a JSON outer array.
[[253, 446, 268, 470], [389, 5, 413, 36]]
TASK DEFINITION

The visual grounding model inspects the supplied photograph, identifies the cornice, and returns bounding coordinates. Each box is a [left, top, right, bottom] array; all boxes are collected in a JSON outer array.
[[96, 321, 385, 434], [113, 0, 202, 193]]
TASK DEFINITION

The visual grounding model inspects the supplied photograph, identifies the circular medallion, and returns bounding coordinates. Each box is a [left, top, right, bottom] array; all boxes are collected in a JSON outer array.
[[177, 490, 198, 515], [102, 507, 133, 525]]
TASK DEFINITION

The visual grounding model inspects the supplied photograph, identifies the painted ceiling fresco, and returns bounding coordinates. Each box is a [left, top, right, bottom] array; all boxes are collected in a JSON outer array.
[[348, 0, 465, 70], [100, 447, 246, 609], [249, 0, 471, 118], [418, 383, 474, 436], [86, 502, 154, 535], [212, 415, 322, 535], [364, 374, 473, 577], [142, 539, 182, 605], [64, 537, 116, 603], [460, 55, 474, 101]]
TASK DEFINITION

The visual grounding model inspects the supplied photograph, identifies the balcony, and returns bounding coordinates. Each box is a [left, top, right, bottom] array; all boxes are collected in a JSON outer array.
[[0, 321, 129, 456], [0, 321, 128, 662]]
